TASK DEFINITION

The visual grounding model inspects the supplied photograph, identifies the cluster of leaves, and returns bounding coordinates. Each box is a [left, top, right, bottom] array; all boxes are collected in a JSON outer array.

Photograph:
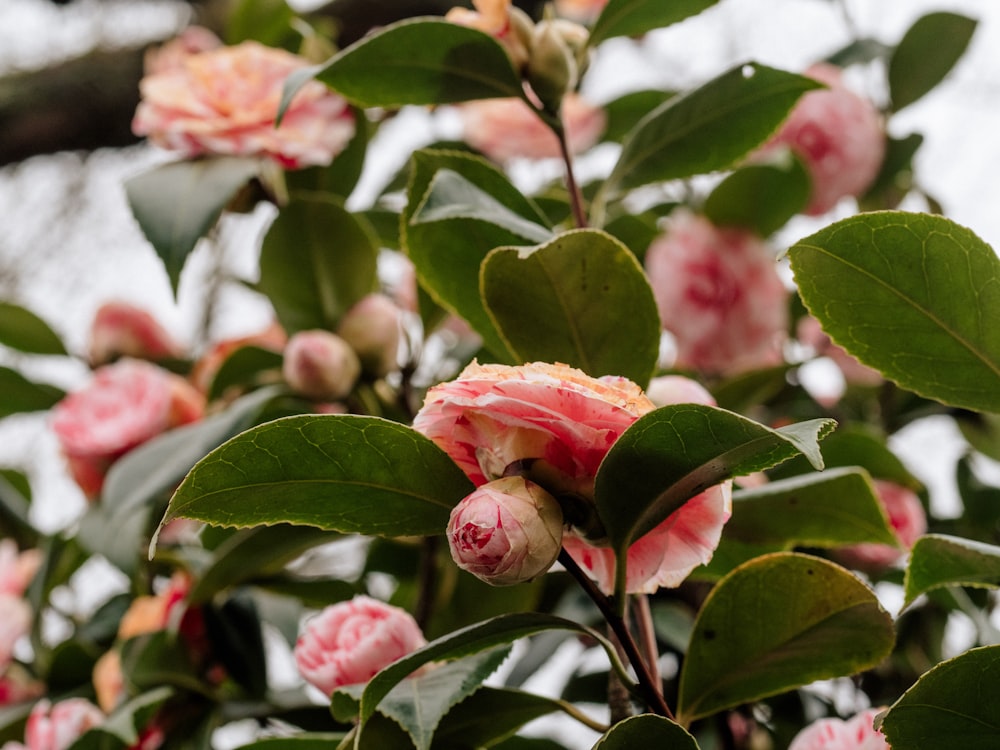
[[2, 1, 999, 749]]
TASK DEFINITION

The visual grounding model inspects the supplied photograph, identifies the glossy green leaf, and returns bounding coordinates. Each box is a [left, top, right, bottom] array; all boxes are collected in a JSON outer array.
[[877, 645, 1000, 748], [956, 411, 1000, 463], [677, 552, 895, 725], [204, 592, 268, 698], [225, 0, 296, 46], [125, 157, 261, 294], [601, 89, 677, 144], [594, 404, 834, 552], [482, 230, 660, 385], [889, 12, 977, 112], [789, 212, 1000, 413], [161, 414, 475, 537], [0, 302, 66, 355], [605, 63, 821, 195], [589, 0, 719, 46], [825, 37, 893, 67], [859, 133, 923, 211], [435, 687, 587, 747], [0, 366, 63, 419], [592, 714, 698, 749], [259, 195, 378, 333], [206, 345, 284, 401], [286, 107, 370, 200], [904, 534, 1000, 607]]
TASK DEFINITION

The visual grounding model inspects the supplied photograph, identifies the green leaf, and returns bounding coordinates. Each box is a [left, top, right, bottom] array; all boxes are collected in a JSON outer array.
[[600, 89, 678, 144], [0, 366, 63, 418], [889, 12, 977, 112], [788, 212, 1000, 413], [225, 0, 296, 47], [0, 471, 36, 547], [284, 18, 523, 111], [124, 157, 261, 294], [702, 150, 810, 236], [0, 301, 66, 355], [235, 737, 348, 750], [204, 592, 268, 698], [592, 714, 698, 749], [676, 552, 895, 725], [877, 645, 1000, 748], [119, 631, 203, 694], [286, 107, 370, 200], [70, 687, 175, 750], [434, 686, 580, 747], [594, 404, 835, 552], [858, 133, 924, 211], [605, 63, 821, 196], [589, 0, 720, 47], [206, 345, 284, 401], [161, 414, 475, 537], [481, 230, 660, 385], [259, 195, 378, 334], [904, 534, 1000, 607]]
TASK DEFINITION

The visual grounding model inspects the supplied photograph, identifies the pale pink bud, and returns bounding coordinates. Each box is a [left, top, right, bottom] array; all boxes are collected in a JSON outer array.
[[836, 480, 926, 572], [788, 708, 889, 750], [294, 596, 426, 695], [448, 476, 564, 586], [336, 294, 402, 378], [645, 375, 715, 408], [282, 330, 361, 400], [553, 0, 608, 23], [22, 699, 104, 750], [0, 540, 41, 598], [88, 301, 184, 366], [0, 596, 31, 670]]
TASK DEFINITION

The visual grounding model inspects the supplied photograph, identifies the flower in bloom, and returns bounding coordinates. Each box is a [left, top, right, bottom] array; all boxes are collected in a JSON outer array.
[[11, 699, 105, 750], [448, 476, 564, 585], [88, 301, 184, 366], [336, 294, 403, 378], [446, 0, 532, 69], [282, 330, 361, 400], [294, 596, 427, 695], [51, 359, 205, 498], [759, 63, 885, 215], [645, 210, 788, 376], [143, 26, 221, 75], [459, 92, 606, 163], [836, 480, 927, 571], [132, 40, 355, 169], [788, 708, 889, 750]]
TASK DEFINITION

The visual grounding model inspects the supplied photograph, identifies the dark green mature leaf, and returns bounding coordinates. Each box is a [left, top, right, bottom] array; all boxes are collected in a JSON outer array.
[[601, 90, 677, 144], [904, 534, 1000, 607], [204, 592, 268, 698], [286, 107, 370, 201], [604, 63, 821, 196], [119, 631, 203, 694], [125, 157, 261, 294], [206, 346, 284, 401], [677, 553, 895, 725], [789, 212, 1000, 413], [0, 302, 66, 355], [889, 12, 977, 112], [877, 645, 1000, 748], [859, 133, 924, 211], [235, 736, 348, 750], [259, 195, 378, 334], [589, 0, 719, 46], [482, 230, 660, 385], [592, 714, 698, 749], [0, 366, 63, 418], [161, 415, 475, 537], [435, 687, 587, 747], [225, 0, 296, 47], [594, 404, 834, 552]]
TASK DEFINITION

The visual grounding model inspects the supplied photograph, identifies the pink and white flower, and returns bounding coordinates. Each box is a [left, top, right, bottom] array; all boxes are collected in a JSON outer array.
[[13, 699, 105, 750], [836, 480, 927, 571], [88, 301, 184, 366], [788, 708, 889, 750]]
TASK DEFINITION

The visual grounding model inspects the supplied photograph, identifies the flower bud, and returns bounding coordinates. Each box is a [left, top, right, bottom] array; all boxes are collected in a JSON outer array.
[[336, 294, 402, 378], [88, 302, 184, 366], [447, 476, 564, 586], [527, 20, 578, 110], [23, 699, 105, 750], [282, 330, 361, 400]]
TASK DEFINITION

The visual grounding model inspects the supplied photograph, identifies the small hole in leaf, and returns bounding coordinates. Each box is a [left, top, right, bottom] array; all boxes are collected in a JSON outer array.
[[806, 569, 814, 575], [741, 64, 756, 79]]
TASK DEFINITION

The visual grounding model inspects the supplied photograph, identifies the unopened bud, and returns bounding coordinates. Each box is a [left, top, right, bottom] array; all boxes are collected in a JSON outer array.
[[527, 20, 578, 111], [88, 302, 183, 366], [282, 330, 360, 400], [336, 294, 402, 378], [447, 476, 564, 586]]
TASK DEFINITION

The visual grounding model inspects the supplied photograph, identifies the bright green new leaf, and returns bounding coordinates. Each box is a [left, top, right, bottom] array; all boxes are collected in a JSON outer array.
[[877, 645, 1000, 748], [124, 157, 261, 294], [0, 366, 63, 419], [677, 553, 895, 725], [0, 302, 66, 355], [589, 0, 719, 47], [481, 230, 660, 385], [789, 212, 1000, 413], [889, 12, 977, 112], [259, 195, 378, 334], [592, 714, 699, 749], [904, 534, 1000, 607], [161, 415, 475, 537]]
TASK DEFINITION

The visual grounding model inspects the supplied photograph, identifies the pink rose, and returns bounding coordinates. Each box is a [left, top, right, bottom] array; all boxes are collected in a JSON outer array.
[[294, 596, 427, 695], [836, 480, 927, 571], [446, 0, 532, 69], [448, 476, 564, 585], [51, 359, 206, 498], [0, 540, 41, 598], [759, 63, 885, 215], [88, 301, 184, 366], [459, 92, 606, 163], [336, 294, 403, 378], [789, 708, 889, 750], [0, 596, 32, 670], [20, 699, 105, 750], [132, 40, 355, 169], [282, 330, 361, 401], [645, 210, 788, 376]]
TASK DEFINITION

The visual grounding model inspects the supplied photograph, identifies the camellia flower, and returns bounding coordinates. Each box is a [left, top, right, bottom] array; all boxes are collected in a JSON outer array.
[[0, 540, 41, 598], [8, 698, 105, 750], [0, 596, 32, 671], [836, 480, 927, 572], [132, 40, 355, 169], [788, 708, 889, 750], [645, 210, 788, 376], [758, 63, 885, 215], [294, 596, 427, 695], [554, 0, 608, 23], [51, 359, 205, 498], [282, 330, 361, 401], [88, 301, 184, 366], [448, 476, 564, 585]]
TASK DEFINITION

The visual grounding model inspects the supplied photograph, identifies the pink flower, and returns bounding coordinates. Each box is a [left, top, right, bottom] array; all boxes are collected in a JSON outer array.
[[51, 359, 206, 498], [789, 708, 889, 750], [0, 667, 44, 707], [21, 699, 105, 750], [132, 40, 355, 169], [282, 330, 361, 400], [143, 26, 221, 75], [0, 596, 32, 670], [88, 301, 184, 366], [448, 476, 564, 585], [0, 540, 41, 598], [336, 294, 403, 378], [459, 92, 606, 163], [645, 211, 788, 376], [760, 63, 885, 215], [836, 480, 926, 571], [446, 0, 532, 69], [553, 0, 608, 23], [294, 596, 427, 695]]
